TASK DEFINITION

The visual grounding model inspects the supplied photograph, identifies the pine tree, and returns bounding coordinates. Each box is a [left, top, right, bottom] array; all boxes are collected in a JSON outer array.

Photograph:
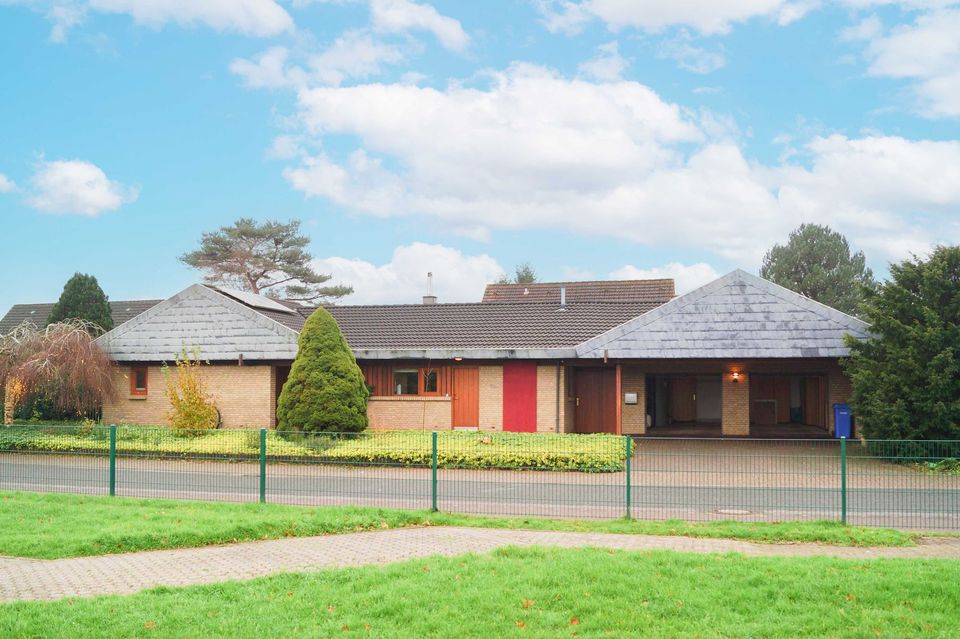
[[844, 246, 960, 441], [276, 307, 368, 432], [47, 273, 113, 333], [760, 224, 875, 316]]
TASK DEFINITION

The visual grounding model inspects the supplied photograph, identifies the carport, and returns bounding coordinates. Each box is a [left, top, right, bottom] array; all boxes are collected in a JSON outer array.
[[571, 270, 870, 438]]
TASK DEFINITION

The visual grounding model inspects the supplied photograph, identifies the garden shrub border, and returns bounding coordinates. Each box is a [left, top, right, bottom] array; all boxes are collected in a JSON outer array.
[[0, 424, 630, 473]]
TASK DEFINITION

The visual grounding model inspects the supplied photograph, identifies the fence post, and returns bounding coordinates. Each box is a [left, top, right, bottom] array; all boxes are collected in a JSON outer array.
[[840, 436, 847, 525], [624, 435, 632, 519], [108, 424, 116, 497], [259, 428, 267, 504], [431, 431, 438, 512]]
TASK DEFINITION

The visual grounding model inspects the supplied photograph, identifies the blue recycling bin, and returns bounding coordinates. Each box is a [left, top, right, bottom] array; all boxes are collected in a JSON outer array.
[[833, 403, 852, 438]]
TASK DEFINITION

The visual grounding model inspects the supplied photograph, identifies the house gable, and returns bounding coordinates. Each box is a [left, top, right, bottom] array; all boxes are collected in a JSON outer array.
[[575, 270, 870, 359], [96, 284, 300, 362]]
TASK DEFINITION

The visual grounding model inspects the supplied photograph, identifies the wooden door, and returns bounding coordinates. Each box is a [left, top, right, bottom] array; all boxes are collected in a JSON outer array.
[[775, 377, 792, 424], [575, 369, 603, 433], [671, 377, 697, 422], [451, 367, 480, 428], [804, 376, 824, 427]]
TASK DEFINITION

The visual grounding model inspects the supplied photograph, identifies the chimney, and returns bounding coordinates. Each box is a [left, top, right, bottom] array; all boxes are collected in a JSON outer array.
[[559, 286, 567, 310], [422, 272, 438, 305]]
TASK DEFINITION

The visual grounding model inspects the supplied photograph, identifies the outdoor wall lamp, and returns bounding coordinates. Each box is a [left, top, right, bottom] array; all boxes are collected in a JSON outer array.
[[731, 371, 741, 383]]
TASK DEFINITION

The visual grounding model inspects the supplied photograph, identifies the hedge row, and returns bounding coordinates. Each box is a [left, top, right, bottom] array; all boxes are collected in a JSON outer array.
[[0, 425, 630, 473]]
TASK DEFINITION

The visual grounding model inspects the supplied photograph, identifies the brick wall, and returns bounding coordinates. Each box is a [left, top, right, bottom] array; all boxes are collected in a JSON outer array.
[[102, 364, 275, 428], [478, 365, 503, 431], [721, 370, 750, 436], [535, 364, 561, 432], [621, 367, 646, 435], [367, 397, 452, 430]]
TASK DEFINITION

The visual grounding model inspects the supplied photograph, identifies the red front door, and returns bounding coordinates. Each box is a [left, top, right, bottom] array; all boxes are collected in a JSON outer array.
[[502, 361, 537, 432]]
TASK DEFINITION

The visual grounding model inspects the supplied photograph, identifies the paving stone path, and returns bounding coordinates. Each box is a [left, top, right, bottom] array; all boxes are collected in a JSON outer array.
[[2, 527, 959, 602]]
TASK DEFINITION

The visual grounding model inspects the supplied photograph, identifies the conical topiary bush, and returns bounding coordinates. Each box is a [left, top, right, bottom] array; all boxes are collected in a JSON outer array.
[[276, 307, 369, 433]]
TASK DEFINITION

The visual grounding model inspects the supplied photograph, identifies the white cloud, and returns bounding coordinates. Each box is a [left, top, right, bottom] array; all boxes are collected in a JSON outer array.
[[26, 159, 139, 216], [314, 242, 504, 304], [88, 0, 293, 37], [276, 63, 960, 267], [578, 41, 629, 81], [0, 173, 15, 193], [855, 9, 960, 118], [231, 32, 405, 89], [537, 0, 814, 36], [657, 30, 727, 74], [609, 262, 720, 293], [370, 0, 469, 51]]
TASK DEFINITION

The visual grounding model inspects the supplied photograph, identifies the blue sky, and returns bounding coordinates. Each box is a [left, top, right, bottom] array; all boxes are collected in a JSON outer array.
[[1, 0, 958, 312]]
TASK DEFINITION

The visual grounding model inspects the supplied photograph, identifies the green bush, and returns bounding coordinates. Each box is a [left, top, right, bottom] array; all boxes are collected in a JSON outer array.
[[277, 307, 368, 433], [163, 350, 220, 435], [844, 245, 960, 450]]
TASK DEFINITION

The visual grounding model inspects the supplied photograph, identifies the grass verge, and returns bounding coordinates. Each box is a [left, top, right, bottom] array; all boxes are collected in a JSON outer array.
[[3, 547, 959, 638], [0, 491, 915, 559], [1, 424, 628, 472]]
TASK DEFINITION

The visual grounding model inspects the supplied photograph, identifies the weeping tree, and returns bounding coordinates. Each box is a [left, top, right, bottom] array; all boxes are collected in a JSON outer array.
[[0, 320, 116, 424]]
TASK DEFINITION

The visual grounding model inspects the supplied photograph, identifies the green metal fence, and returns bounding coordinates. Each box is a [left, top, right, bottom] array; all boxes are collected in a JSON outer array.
[[0, 424, 958, 530]]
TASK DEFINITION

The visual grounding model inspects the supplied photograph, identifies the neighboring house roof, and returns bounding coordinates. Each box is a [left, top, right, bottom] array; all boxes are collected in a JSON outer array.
[[481, 279, 675, 304], [0, 299, 162, 335], [575, 270, 870, 359], [95, 285, 300, 362]]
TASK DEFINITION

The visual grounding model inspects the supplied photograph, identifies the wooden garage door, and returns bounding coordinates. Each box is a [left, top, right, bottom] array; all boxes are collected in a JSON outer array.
[[451, 367, 480, 428]]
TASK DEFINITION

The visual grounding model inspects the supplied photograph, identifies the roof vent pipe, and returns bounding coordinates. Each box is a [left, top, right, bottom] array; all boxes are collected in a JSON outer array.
[[560, 286, 566, 308], [423, 272, 438, 305]]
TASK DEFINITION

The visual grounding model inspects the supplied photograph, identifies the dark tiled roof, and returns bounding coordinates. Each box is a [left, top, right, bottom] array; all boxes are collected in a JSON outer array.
[[0, 300, 162, 335], [319, 302, 660, 350], [482, 279, 676, 304]]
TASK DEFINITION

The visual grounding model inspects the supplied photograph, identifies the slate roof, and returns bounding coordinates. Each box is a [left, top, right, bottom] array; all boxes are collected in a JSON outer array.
[[575, 270, 871, 359], [0, 299, 162, 334], [96, 285, 300, 362], [481, 279, 675, 304]]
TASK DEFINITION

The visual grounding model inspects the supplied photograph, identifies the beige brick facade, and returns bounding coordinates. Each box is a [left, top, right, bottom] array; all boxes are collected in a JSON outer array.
[[721, 370, 750, 436], [478, 365, 503, 431], [102, 364, 275, 429], [621, 367, 646, 435], [535, 364, 562, 433], [367, 397, 452, 430]]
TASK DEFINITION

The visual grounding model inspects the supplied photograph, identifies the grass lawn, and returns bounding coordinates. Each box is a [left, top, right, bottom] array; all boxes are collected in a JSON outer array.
[[0, 423, 628, 471], [0, 491, 914, 559], [2, 547, 959, 638]]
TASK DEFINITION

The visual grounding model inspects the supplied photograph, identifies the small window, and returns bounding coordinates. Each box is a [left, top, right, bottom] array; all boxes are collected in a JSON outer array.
[[393, 369, 418, 395], [420, 369, 439, 395], [130, 367, 148, 396]]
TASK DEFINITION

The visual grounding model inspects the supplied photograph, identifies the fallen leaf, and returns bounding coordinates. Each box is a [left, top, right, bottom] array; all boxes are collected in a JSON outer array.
[[144, 621, 157, 630], [570, 618, 580, 625], [515, 620, 526, 629], [522, 599, 535, 609]]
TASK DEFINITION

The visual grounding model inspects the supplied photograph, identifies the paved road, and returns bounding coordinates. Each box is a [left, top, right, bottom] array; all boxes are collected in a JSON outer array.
[[2, 454, 958, 529], [4, 526, 960, 602]]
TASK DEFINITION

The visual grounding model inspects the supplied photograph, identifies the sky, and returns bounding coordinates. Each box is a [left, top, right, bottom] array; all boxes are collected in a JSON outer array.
[[1, 0, 958, 312]]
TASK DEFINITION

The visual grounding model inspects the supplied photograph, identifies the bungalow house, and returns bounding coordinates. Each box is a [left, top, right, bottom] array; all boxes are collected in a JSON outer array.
[[1, 270, 869, 437]]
